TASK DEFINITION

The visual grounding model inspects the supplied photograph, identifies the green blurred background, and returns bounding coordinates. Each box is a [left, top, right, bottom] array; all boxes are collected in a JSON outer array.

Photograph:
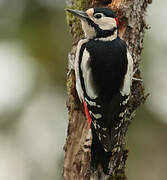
[[0, 0, 166, 180]]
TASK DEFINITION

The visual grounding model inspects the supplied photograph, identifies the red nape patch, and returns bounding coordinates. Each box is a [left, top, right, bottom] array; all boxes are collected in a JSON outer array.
[[83, 99, 92, 128], [115, 17, 119, 27]]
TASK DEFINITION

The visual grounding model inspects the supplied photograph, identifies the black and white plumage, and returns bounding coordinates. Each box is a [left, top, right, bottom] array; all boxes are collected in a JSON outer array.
[[67, 7, 133, 174]]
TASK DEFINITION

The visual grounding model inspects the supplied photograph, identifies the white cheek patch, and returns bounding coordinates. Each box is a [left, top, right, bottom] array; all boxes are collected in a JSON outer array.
[[94, 17, 117, 30]]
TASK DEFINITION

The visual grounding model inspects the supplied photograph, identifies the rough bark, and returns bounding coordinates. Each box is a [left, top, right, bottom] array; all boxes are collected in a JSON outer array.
[[63, 0, 151, 179]]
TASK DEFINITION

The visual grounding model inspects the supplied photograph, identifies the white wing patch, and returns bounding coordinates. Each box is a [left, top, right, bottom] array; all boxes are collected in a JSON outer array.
[[90, 111, 102, 119], [80, 49, 98, 99], [120, 50, 133, 96], [75, 39, 88, 102], [85, 97, 96, 106]]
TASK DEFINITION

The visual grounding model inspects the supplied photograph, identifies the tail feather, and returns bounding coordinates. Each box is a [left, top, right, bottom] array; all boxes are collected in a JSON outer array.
[[91, 124, 112, 174]]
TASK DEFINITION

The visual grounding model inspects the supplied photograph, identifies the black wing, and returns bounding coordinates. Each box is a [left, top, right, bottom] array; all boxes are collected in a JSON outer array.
[[84, 38, 131, 151]]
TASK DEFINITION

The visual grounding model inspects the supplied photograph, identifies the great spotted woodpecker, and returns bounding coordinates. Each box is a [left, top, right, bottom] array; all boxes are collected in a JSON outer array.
[[67, 7, 133, 173]]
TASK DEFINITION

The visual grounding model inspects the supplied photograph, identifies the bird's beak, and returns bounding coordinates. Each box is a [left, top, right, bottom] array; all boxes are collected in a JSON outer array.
[[66, 9, 89, 20]]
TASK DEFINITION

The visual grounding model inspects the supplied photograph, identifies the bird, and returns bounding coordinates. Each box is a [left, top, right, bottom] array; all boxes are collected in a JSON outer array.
[[67, 7, 133, 174]]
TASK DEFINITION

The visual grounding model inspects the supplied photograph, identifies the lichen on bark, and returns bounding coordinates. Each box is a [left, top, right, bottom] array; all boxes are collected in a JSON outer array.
[[66, 0, 91, 39]]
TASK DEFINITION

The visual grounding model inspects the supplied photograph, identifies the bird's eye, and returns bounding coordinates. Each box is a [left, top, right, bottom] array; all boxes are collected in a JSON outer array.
[[94, 14, 102, 19]]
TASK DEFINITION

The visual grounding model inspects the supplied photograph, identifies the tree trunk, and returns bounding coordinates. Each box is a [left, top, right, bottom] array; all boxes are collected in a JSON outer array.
[[63, 0, 151, 179]]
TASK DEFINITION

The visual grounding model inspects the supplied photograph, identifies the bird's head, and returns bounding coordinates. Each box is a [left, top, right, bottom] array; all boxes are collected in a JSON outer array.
[[67, 7, 119, 40]]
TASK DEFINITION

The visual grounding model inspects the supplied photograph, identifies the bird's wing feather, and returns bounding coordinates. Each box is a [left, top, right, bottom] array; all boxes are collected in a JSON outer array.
[[80, 38, 133, 152]]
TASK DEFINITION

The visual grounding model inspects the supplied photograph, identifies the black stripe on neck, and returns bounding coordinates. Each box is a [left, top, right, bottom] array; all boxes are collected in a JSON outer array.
[[87, 19, 117, 38], [78, 43, 87, 97]]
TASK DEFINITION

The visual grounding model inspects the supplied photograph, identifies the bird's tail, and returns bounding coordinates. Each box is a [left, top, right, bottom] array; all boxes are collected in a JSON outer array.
[[91, 125, 112, 174]]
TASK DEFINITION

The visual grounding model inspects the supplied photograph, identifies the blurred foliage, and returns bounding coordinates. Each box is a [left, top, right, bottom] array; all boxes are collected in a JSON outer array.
[[127, 105, 167, 180], [19, 5, 72, 85], [0, 0, 72, 87], [26, 7, 70, 85]]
